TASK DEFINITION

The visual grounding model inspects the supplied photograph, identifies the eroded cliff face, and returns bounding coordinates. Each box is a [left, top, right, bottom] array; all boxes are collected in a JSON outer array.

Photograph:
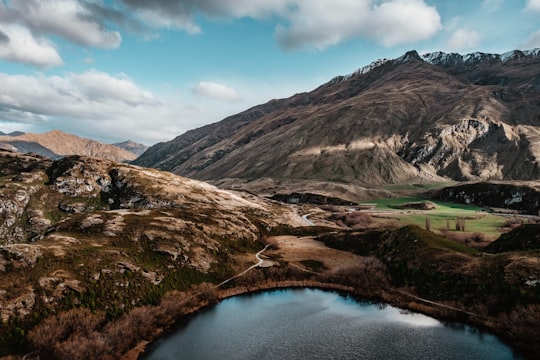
[[400, 119, 539, 181]]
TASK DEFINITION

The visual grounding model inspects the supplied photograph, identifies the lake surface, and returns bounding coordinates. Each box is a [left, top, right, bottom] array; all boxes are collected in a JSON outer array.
[[142, 288, 519, 360]]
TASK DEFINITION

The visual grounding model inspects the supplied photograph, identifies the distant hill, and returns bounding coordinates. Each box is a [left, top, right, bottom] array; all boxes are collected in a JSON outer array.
[[113, 140, 148, 157], [8, 131, 25, 136], [0, 131, 25, 136], [0, 130, 139, 162], [134, 48, 540, 187]]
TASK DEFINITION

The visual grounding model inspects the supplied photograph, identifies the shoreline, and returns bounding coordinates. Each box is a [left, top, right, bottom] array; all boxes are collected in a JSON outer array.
[[133, 279, 531, 360]]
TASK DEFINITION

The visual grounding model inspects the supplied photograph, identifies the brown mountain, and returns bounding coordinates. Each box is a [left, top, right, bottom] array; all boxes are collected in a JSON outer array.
[[134, 49, 540, 188], [113, 140, 148, 157], [0, 130, 140, 162]]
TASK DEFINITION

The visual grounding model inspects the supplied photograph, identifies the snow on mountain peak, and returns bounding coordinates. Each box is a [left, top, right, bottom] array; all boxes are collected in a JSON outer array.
[[331, 48, 540, 84], [423, 48, 540, 67]]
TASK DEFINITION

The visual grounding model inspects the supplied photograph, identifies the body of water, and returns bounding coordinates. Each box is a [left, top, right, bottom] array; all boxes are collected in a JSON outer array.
[[142, 288, 519, 360]]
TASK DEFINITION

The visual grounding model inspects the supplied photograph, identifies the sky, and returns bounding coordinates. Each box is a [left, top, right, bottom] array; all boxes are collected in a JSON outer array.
[[0, 0, 539, 146]]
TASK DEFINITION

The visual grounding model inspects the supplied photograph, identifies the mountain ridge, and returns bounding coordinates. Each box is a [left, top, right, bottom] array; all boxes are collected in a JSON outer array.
[[0, 130, 146, 162], [335, 48, 540, 83], [134, 48, 540, 187]]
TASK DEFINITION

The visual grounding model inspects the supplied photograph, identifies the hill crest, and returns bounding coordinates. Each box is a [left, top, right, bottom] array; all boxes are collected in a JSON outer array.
[[0, 130, 144, 162]]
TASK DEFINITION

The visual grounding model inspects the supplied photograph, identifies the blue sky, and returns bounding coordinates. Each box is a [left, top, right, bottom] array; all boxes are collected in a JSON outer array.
[[0, 0, 539, 145]]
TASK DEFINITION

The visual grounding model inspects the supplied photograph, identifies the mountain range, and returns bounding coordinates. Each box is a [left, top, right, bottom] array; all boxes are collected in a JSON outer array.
[[134, 49, 540, 189], [0, 130, 147, 162]]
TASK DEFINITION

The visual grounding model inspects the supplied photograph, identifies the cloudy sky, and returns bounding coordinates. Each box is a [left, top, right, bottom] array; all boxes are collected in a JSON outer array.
[[0, 0, 539, 145]]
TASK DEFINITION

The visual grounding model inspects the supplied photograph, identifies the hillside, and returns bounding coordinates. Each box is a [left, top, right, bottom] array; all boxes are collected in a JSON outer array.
[[134, 49, 540, 188], [0, 150, 300, 357], [0, 130, 142, 162], [433, 181, 540, 215], [1, 149, 539, 358]]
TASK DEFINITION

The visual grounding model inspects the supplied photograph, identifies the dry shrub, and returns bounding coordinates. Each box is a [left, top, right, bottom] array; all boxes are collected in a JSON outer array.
[[55, 334, 111, 360], [195, 282, 219, 303], [334, 211, 372, 229], [101, 305, 160, 354], [504, 217, 524, 229], [28, 308, 106, 359], [440, 229, 489, 247], [265, 237, 280, 250], [330, 256, 388, 289], [469, 232, 488, 243]]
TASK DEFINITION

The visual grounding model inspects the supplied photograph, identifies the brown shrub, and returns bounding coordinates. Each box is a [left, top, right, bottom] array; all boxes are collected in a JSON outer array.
[[330, 256, 388, 289], [504, 217, 524, 228], [28, 308, 106, 359], [334, 211, 372, 229]]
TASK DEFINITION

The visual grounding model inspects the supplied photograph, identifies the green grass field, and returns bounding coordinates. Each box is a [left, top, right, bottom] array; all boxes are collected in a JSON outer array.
[[361, 197, 507, 237]]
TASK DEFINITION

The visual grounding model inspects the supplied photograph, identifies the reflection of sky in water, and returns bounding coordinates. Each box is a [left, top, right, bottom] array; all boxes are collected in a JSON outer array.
[[143, 288, 520, 360]]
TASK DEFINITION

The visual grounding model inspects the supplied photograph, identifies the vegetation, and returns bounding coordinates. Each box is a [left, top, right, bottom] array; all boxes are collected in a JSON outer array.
[[318, 225, 539, 312], [300, 259, 326, 271], [360, 197, 507, 237], [1, 152, 539, 359], [485, 224, 540, 253]]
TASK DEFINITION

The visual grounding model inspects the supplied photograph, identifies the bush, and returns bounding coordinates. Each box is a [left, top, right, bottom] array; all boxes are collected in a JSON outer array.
[[504, 217, 524, 229], [334, 212, 373, 229]]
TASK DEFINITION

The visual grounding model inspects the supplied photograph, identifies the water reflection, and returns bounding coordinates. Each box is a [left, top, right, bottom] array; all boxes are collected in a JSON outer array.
[[143, 288, 520, 360]]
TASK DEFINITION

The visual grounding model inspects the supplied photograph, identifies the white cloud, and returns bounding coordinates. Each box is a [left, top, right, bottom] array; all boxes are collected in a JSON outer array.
[[482, 0, 503, 12], [120, 0, 441, 50], [0, 69, 312, 144], [0, 0, 122, 67], [0, 70, 252, 144], [9, 0, 121, 48], [0, 70, 158, 136], [366, 0, 443, 47], [448, 27, 480, 51], [0, 70, 158, 116], [0, 24, 63, 68], [192, 82, 243, 102], [523, 30, 540, 48], [120, 0, 292, 33], [526, 0, 540, 11], [70, 70, 156, 105]]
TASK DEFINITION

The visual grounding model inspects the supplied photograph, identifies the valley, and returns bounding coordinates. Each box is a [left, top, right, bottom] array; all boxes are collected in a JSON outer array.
[[1, 48, 540, 360], [0, 150, 539, 359]]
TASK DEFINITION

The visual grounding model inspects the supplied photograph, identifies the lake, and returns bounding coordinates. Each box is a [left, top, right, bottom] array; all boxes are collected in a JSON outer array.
[[142, 288, 520, 360]]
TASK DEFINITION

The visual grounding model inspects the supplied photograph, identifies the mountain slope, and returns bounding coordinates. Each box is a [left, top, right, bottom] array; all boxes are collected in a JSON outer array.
[[0, 150, 300, 357], [113, 140, 148, 157], [134, 49, 540, 186], [0, 130, 139, 162]]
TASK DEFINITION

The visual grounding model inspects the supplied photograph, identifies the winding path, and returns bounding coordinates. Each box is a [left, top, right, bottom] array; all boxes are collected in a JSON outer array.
[[217, 244, 270, 287], [302, 214, 315, 226]]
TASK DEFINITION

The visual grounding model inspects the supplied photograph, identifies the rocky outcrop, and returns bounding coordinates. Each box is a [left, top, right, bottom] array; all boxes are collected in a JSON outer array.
[[433, 182, 540, 215]]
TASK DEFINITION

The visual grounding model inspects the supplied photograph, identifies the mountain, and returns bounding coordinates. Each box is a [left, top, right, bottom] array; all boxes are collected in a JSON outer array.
[[134, 48, 540, 188], [0, 130, 139, 162], [113, 140, 149, 157], [0, 131, 25, 136]]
